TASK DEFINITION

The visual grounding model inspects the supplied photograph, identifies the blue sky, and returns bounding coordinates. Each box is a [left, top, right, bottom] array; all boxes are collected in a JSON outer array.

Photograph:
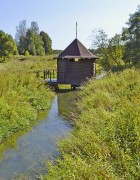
[[0, 0, 139, 49]]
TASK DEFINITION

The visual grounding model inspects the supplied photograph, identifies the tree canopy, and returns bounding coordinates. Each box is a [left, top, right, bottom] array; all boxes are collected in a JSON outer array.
[[91, 6, 140, 71], [15, 20, 27, 44], [91, 29, 124, 71], [0, 31, 18, 61], [122, 6, 140, 67], [15, 20, 52, 55], [40, 31, 52, 54], [25, 29, 45, 56]]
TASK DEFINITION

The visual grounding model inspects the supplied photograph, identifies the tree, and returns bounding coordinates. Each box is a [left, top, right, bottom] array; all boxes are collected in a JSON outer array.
[[15, 20, 27, 43], [0, 31, 18, 61], [25, 29, 45, 56], [18, 35, 27, 55], [122, 6, 140, 66], [30, 21, 39, 35], [107, 34, 124, 69], [15, 20, 52, 56], [40, 31, 52, 54], [15, 20, 27, 54], [91, 29, 124, 71]]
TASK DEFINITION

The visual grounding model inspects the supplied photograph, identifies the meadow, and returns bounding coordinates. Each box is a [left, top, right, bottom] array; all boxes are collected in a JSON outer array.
[[0, 56, 55, 142], [46, 69, 140, 180], [1, 56, 140, 179]]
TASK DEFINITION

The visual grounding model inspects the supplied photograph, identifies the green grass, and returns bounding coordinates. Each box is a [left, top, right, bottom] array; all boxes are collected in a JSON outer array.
[[0, 55, 57, 71], [45, 69, 140, 180], [0, 56, 55, 142]]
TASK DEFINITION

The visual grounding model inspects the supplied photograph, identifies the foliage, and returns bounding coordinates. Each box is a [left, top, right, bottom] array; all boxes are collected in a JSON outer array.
[[91, 29, 124, 71], [91, 6, 140, 71], [0, 31, 18, 61], [18, 35, 27, 55], [30, 21, 39, 35], [52, 49, 63, 56], [122, 6, 140, 67], [0, 58, 55, 142], [15, 20, 27, 55], [15, 20, 52, 56], [40, 31, 52, 54], [46, 69, 140, 180], [25, 50, 30, 56], [26, 29, 45, 56], [15, 20, 27, 44]]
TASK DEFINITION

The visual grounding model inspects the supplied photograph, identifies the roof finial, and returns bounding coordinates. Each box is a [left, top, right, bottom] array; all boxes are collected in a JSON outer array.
[[76, 22, 78, 39]]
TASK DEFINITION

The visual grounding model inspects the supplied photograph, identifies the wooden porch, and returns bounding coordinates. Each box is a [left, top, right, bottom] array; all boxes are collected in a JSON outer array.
[[35, 69, 77, 90]]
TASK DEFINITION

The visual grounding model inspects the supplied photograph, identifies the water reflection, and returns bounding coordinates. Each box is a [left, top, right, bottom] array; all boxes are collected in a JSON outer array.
[[0, 94, 73, 180], [0, 110, 48, 160], [57, 90, 78, 123]]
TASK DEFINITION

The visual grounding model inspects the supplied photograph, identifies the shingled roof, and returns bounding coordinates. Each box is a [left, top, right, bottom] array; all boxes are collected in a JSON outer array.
[[57, 38, 97, 59]]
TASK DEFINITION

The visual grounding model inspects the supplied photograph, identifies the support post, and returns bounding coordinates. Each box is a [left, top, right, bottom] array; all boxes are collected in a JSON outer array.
[[53, 70, 54, 78], [43, 70, 46, 80], [50, 72, 51, 82]]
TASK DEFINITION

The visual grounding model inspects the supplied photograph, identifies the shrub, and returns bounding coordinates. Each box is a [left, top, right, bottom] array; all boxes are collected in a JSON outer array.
[[0, 67, 54, 142], [25, 50, 30, 56]]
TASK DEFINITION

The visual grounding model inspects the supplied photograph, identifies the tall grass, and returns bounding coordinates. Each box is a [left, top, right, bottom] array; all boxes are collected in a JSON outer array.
[[0, 56, 55, 142], [0, 55, 56, 71], [46, 69, 140, 180]]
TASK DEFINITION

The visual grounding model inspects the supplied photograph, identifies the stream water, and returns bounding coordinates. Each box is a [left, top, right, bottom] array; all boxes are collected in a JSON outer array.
[[0, 92, 74, 180]]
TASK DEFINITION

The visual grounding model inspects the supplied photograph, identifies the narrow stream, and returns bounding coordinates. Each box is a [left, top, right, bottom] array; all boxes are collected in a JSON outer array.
[[0, 92, 74, 180]]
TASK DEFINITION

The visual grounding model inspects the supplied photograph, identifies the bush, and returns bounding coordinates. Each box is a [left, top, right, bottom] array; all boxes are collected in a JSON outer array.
[[0, 70, 54, 142], [25, 50, 30, 56]]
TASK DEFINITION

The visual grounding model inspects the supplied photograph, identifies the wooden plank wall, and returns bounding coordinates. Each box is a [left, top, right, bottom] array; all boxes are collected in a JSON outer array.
[[57, 59, 95, 85]]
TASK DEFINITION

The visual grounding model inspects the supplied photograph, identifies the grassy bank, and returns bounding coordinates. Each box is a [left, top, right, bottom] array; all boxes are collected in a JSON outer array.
[[0, 56, 55, 142], [46, 69, 140, 180]]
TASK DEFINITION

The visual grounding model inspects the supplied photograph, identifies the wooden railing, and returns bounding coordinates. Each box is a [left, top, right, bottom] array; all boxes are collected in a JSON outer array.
[[35, 69, 57, 82]]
